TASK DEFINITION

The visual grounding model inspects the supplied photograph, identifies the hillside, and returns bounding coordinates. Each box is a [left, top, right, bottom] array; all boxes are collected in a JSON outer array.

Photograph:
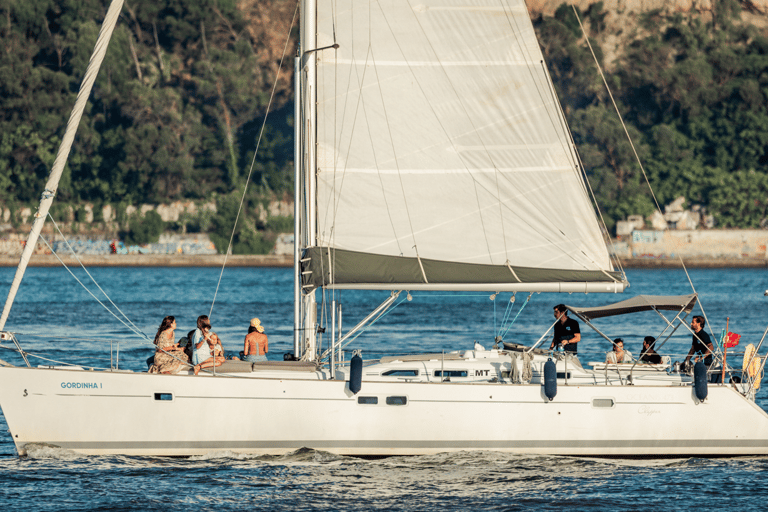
[[2, 0, 768, 251], [532, 0, 768, 230]]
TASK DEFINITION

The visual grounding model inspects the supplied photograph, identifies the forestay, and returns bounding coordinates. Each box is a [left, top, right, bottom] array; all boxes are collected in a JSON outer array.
[[305, 0, 624, 291]]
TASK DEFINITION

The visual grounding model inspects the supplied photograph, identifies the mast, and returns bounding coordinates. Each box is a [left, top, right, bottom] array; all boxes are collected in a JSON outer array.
[[0, 0, 125, 331], [295, 0, 318, 360], [293, 54, 302, 357]]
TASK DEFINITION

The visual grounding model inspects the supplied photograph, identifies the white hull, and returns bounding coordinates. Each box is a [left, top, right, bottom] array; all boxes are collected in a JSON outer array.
[[2, 365, 767, 457]]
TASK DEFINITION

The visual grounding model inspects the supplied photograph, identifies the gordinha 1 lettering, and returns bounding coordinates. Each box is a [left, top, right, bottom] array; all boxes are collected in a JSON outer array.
[[60, 382, 102, 389]]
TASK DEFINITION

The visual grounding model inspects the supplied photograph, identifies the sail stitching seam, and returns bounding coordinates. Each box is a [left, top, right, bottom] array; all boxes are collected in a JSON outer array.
[[496, 0, 611, 272]]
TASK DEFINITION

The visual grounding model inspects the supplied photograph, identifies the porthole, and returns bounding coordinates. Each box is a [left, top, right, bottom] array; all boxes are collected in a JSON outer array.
[[386, 396, 408, 406], [357, 396, 378, 405], [592, 398, 615, 408]]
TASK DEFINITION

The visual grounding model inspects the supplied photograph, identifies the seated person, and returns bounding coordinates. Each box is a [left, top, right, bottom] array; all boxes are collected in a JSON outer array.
[[148, 315, 189, 374], [181, 330, 195, 361], [639, 336, 663, 364], [605, 338, 632, 364], [243, 318, 269, 363], [192, 315, 226, 375]]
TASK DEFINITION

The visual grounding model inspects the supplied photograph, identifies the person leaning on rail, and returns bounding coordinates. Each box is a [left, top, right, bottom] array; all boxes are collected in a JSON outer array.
[[684, 315, 714, 368], [549, 304, 580, 353]]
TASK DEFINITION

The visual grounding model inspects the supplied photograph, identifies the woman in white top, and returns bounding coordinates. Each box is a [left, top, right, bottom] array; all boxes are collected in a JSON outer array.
[[605, 338, 633, 364]]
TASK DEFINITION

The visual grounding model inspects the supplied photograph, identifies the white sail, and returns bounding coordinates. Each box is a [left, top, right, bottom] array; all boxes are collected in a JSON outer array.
[[305, 0, 623, 290]]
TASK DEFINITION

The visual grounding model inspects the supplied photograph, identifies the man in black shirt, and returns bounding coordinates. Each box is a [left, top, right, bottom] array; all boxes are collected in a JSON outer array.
[[549, 304, 580, 353], [684, 315, 714, 367]]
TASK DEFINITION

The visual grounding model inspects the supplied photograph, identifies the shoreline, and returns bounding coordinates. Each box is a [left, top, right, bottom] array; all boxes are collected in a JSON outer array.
[[619, 257, 768, 269], [0, 254, 764, 268], [0, 254, 293, 267]]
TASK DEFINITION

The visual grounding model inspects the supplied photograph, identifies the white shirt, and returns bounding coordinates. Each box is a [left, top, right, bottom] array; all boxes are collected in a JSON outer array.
[[605, 350, 633, 364]]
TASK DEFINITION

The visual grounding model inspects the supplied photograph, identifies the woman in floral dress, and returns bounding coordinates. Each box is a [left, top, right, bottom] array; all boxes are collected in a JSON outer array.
[[149, 316, 190, 374]]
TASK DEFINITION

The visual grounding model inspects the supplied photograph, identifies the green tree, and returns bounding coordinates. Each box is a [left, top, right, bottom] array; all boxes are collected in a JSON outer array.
[[124, 209, 165, 244], [708, 170, 768, 228]]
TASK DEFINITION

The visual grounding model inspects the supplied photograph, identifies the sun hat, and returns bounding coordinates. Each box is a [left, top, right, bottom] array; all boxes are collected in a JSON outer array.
[[250, 317, 265, 333]]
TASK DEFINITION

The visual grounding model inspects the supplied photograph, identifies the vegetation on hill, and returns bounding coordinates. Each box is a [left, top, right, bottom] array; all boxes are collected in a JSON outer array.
[[0, 0, 296, 251], [536, 1, 768, 229], [2, 0, 768, 250]]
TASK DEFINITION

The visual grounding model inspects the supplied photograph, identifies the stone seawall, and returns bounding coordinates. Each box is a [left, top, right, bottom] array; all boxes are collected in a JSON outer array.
[[0, 230, 763, 268], [613, 230, 768, 268]]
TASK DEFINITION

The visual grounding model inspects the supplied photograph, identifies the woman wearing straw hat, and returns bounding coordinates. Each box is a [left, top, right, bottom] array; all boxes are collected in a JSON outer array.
[[243, 318, 269, 363]]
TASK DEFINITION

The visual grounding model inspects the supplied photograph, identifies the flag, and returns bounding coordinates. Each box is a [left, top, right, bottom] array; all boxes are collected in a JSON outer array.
[[725, 331, 741, 348]]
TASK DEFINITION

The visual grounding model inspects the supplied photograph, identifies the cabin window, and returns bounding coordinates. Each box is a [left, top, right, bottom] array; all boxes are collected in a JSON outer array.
[[382, 369, 419, 377], [434, 370, 468, 378], [592, 398, 615, 408], [386, 396, 408, 406], [154, 393, 173, 401], [556, 372, 571, 379]]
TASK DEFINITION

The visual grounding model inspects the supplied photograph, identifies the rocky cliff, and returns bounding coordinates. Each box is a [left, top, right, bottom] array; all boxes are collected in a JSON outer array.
[[526, 0, 768, 16]]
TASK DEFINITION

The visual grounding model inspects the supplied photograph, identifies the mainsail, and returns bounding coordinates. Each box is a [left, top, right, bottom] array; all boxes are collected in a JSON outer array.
[[302, 0, 625, 292]]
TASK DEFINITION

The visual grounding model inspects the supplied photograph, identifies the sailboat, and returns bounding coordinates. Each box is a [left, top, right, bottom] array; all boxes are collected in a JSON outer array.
[[0, 0, 767, 457]]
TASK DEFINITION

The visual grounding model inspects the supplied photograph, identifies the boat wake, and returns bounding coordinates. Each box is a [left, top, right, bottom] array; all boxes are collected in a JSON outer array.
[[21, 443, 82, 460], [188, 447, 349, 465]]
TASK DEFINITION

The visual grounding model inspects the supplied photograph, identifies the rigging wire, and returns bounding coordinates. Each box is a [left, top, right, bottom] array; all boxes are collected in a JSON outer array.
[[679, 257, 722, 361], [498, 293, 533, 341], [386, 0, 495, 262], [38, 235, 150, 341], [0, 343, 109, 370], [492, 0, 617, 274], [209, 0, 300, 320], [368, 41, 406, 256], [570, 6, 724, 333], [570, 5, 664, 217], [47, 214, 147, 338], [323, 293, 409, 358]]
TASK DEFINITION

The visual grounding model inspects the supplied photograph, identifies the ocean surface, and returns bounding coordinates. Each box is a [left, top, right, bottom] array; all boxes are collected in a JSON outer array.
[[0, 266, 768, 510]]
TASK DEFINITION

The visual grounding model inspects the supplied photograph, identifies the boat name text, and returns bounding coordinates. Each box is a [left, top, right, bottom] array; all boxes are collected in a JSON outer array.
[[61, 382, 102, 389], [637, 405, 660, 417]]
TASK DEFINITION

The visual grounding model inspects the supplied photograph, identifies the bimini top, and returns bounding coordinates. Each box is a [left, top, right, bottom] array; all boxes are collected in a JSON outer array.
[[566, 294, 698, 321]]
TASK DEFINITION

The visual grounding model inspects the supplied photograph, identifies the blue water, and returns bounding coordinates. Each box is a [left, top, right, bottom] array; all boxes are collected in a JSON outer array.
[[0, 266, 768, 510]]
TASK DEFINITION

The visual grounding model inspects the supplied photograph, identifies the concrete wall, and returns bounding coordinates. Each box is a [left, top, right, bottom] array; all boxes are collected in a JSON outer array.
[[628, 230, 768, 260]]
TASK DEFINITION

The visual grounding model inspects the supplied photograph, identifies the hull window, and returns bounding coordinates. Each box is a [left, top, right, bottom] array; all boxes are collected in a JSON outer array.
[[357, 396, 378, 405], [154, 393, 173, 401], [382, 370, 419, 377], [592, 398, 615, 408], [386, 396, 408, 406]]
